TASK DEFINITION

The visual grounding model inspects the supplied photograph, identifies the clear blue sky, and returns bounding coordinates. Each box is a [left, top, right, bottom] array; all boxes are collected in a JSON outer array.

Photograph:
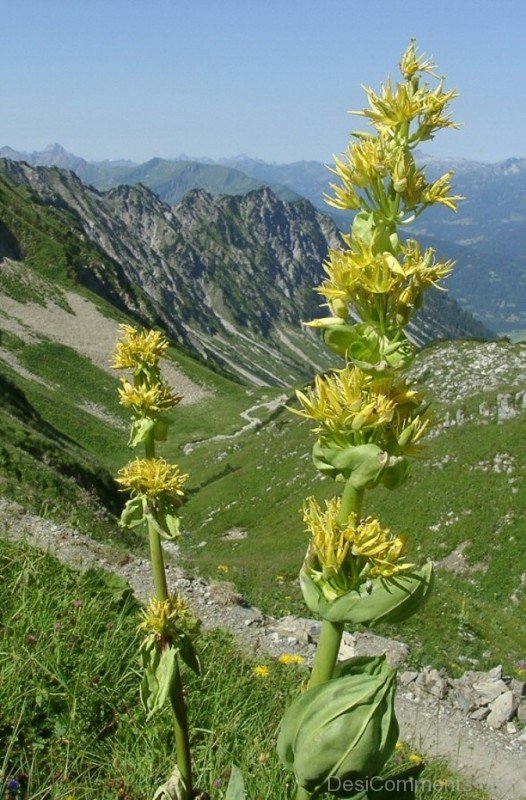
[[1, 0, 524, 164]]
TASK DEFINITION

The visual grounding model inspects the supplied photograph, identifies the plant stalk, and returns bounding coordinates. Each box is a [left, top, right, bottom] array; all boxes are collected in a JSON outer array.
[[170, 659, 193, 794], [294, 484, 364, 799], [144, 429, 193, 799]]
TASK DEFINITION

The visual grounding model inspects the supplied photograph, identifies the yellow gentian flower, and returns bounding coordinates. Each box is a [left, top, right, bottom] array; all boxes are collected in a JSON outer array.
[[116, 458, 188, 500]]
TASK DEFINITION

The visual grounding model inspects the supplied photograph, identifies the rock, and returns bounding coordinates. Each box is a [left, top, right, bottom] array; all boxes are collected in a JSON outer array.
[[266, 616, 320, 644], [517, 700, 526, 724], [487, 665, 504, 680], [453, 689, 474, 714], [419, 668, 449, 699], [399, 671, 419, 686], [205, 581, 244, 607], [220, 528, 248, 541], [338, 640, 356, 661], [472, 678, 510, 705], [469, 707, 491, 722], [486, 691, 518, 729], [506, 722, 517, 735], [340, 631, 409, 667], [511, 679, 526, 700]]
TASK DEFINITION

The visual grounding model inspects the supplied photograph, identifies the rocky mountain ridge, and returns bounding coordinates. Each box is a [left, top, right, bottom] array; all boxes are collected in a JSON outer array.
[[3, 143, 526, 332], [0, 159, 491, 386]]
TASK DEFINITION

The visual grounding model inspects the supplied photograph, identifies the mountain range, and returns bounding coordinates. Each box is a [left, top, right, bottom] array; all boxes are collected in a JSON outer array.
[[2, 143, 524, 335], [0, 158, 489, 387]]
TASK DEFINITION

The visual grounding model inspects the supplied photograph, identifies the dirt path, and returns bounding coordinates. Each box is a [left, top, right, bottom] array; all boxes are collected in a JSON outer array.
[[183, 392, 289, 453], [1, 497, 525, 800]]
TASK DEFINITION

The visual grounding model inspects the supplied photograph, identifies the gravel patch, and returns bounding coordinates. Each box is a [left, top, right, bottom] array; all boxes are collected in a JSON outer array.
[[0, 290, 210, 404]]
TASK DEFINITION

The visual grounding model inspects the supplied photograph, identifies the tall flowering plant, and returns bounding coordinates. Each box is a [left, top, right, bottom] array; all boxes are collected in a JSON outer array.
[[277, 42, 462, 799], [112, 326, 200, 800]]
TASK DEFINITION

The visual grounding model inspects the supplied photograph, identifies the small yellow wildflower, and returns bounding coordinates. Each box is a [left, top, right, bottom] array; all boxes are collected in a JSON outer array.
[[275, 574, 286, 583], [217, 564, 229, 573], [116, 458, 188, 500], [118, 379, 181, 414], [112, 324, 169, 370], [409, 753, 422, 764], [253, 665, 270, 678], [278, 653, 306, 666], [395, 741, 405, 751]]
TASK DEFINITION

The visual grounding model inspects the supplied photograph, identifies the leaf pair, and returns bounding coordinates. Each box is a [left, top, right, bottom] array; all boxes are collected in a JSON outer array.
[[140, 635, 200, 718], [324, 323, 415, 375], [312, 441, 410, 491], [300, 561, 433, 625], [119, 495, 181, 540]]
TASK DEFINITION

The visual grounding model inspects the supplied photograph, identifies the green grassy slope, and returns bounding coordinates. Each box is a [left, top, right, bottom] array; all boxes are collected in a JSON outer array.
[[173, 341, 526, 674]]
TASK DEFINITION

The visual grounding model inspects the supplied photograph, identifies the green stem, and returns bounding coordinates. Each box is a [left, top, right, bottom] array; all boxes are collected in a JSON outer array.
[[144, 429, 193, 800], [148, 518, 169, 601], [294, 484, 364, 799], [308, 618, 345, 688], [170, 659, 193, 793]]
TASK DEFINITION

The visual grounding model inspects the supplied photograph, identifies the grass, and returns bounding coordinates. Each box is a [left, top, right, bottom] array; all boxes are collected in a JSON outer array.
[[0, 539, 491, 800]]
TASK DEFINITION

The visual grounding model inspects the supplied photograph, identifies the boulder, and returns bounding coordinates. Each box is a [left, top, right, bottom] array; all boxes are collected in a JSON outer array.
[[486, 691, 518, 729]]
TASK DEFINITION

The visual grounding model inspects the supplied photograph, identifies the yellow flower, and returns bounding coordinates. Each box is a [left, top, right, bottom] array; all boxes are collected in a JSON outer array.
[[116, 458, 188, 500], [118, 379, 182, 415], [293, 366, 396, 437], [217, 564, 229, 573], [422, 172, 464, 212], [348, 517, 413, 578], [354, 78, 427, 129], [303, 496, 351, 579], [303, 497, 413, 583], [278, 653, 306, 666], [139, 594, 198, 639], [253, 665, 270, 678], [409, 753, 422, 763], [112, 324, 169, 370], [399, 39, 436, 80]]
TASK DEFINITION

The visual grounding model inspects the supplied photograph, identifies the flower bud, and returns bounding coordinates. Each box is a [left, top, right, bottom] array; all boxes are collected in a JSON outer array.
[[277, 656, 399, 794]]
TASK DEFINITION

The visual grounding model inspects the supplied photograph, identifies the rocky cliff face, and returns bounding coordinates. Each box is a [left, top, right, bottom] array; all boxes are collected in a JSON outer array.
[[0, 159, 492, 385]]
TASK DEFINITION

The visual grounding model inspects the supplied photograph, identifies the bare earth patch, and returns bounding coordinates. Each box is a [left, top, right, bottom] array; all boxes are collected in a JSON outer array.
[[0, 346, 55, 389], [0, 290, 211, 404], [435, 541, 488, 575]]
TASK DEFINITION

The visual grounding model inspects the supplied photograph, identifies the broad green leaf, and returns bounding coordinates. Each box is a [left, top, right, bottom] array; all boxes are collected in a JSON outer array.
[[128, 416, 155, 448], [139, 639, 178, 718], [225, 764, 246, 800], [179, 636, 202, 676], [277, 656, 398, 794], [119, 495, 146, 529], [300, 562, 434, 625]]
